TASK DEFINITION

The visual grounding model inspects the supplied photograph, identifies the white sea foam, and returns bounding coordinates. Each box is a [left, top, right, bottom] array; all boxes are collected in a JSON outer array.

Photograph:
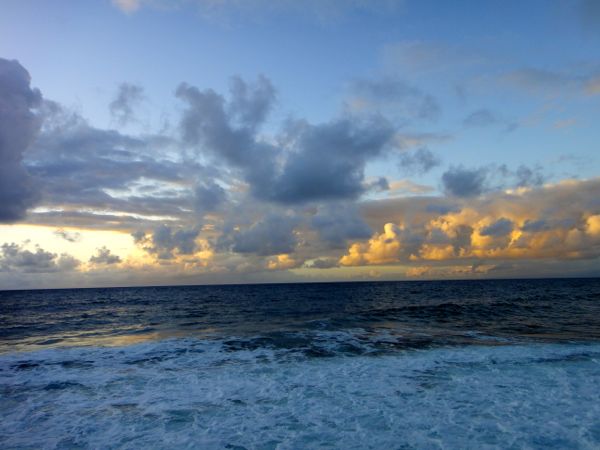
[[1, 338, 599, 449]]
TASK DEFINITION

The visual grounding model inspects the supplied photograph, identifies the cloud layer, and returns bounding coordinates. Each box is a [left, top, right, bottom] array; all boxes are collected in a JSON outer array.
[[0, 58, 42, 222]]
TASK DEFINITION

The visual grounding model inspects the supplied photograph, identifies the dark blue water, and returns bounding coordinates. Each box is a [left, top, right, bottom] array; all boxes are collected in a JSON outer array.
[[1, 279, 600, 448], [2, 278, 600, 353]]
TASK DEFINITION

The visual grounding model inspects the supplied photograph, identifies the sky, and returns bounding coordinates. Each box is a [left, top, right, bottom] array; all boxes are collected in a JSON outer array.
[[0, 0, 599, 289]]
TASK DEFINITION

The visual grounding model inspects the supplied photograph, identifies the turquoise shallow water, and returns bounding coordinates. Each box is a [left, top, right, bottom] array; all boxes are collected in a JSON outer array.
[[1, 279, 600, 448]]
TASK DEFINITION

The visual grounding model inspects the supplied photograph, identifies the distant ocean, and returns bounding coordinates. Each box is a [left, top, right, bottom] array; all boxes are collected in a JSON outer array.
[[1, 279, 600, 449]]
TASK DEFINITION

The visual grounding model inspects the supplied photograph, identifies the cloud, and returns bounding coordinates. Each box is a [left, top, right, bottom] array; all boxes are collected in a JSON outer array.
[[304, 258, 338, 269], [345, 77, 440, 120], [341, 178, 600, 266], [266, 254, 299, 270], [441, 164, 545, 198], [178, 76, 396, 204], [442, 166, 488, 197], [53, 228, 82, 242], [176, 76, 278, 196], [504, 164, 545, 188], [398, 148, 441, 174], [480, 218, 513, 237], [269, 117, 395, 203], [134, 225, 201, 259], [25, 107, 194, 224], [89, 246, 122, 265], [388, 179, 435, 195], [109, 83, 144, 125], [463, 108, 518, 132], [224, 213, 298, 256], [311, 204, 371, 248], [0, 58, 42, 222], [0, 242, 80, 273], [194, 179, 227, 216]]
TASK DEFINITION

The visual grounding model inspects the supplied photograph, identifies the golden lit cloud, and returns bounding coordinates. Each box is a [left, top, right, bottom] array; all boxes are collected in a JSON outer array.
[[342, 178, 600, 267]]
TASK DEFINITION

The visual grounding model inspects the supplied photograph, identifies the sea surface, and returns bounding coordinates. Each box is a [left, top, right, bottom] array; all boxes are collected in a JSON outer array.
[[1, 278, 600, 449]]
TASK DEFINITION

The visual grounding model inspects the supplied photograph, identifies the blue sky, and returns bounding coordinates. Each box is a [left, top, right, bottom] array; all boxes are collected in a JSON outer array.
[[1, 0, 599, 288]]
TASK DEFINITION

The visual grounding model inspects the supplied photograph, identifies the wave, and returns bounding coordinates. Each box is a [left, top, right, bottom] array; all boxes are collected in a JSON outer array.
[[1, 336, 600, 449]]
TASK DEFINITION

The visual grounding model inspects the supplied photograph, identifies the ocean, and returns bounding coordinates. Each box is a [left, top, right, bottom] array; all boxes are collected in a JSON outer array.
[[1, 278, 600, 449]]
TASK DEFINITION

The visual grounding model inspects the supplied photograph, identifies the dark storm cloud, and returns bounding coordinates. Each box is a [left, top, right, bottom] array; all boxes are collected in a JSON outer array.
[[0, 58, 42, 222], [399, 148, 441, 174], [134, 225, 200, 259], [347, 77, 441, 120], [311, 204, 371, 248], [480, 218, 514, 237], [177, 76, 397, 204], [89, 246, 122, 265], [0, 242, 80, 273], [219, 214, 298, 256], [110, 83, 144, 125], [442, 166, 488, 198]]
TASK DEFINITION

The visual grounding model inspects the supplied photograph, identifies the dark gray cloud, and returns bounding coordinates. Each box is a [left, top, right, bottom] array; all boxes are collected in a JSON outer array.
[[219, 214, 298, 256], [0, 242, 79, 273], [26, 110, 195, 221], [513, 165, 545, 187], [177, 76, 396, 204], [442, 166, 488, 198], [176, 76, 279, 196], [110, 83, 144, 125], [268, 117, 395, 203], [194, 179, 227, 216], [89, 246, 122, 265], [311, 204, 371, 248], [480, 218, 514, 237], [521, 218, 576, 233], [0, 58, 42, 222], [442, 164, 546, 198], [399, 148, 441, 174], [521, 219, 550, 233], [365, 177, 389, 192], [347, 77, 441, 121], [134, 225, 200, 259]]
